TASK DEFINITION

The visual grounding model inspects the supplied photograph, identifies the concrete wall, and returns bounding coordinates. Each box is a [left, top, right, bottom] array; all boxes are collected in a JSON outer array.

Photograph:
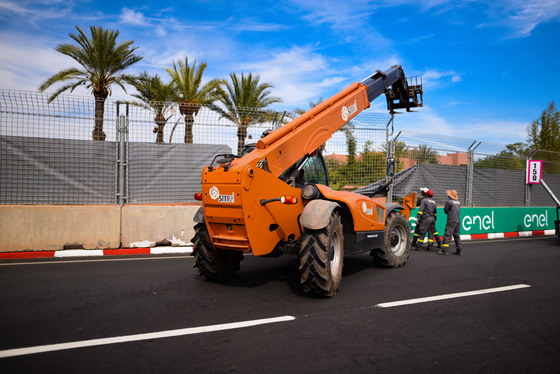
[[0, 204, 201, 252], [121, 204, 201, 248]]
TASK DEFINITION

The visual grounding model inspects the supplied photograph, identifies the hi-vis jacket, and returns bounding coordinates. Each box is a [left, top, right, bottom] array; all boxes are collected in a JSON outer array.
[[417, 198, 437, 221]]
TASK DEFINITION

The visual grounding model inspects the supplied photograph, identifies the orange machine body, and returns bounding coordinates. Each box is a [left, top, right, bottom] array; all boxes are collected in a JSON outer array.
[[202, 81, 402, 256]]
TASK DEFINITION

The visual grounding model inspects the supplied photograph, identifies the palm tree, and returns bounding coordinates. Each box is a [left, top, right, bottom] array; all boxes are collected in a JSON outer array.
[[295, 98, 324, 116], [39, 26, 142, 141], [132, 72, 175, 143], [214, 72, 282, 154], [165, 58, 222, 143], [413, 144, 439, 164], [382, 140, 409, 171]]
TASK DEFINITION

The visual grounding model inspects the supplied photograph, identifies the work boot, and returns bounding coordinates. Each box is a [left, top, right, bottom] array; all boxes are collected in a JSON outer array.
[[426, 245, 433, 251], [454, 250, 462, 256], [438, 250, 449, 256]]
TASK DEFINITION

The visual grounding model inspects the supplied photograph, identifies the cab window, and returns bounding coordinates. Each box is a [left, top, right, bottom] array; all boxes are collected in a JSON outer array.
[[301, 156, 328, 185]]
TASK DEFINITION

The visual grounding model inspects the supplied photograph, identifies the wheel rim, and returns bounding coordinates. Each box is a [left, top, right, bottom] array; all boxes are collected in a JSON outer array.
[[330, 230, 342, 276], [390, 224, 407, 256]]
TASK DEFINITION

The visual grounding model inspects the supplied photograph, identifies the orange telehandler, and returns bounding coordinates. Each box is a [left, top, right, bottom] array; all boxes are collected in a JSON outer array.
[[192, 65, 423, 296]]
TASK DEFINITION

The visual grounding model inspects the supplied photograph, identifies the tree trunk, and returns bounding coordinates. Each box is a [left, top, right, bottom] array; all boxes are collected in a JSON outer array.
[[237, 123, 248, 155], [184, 113, 194, 144], [93, 96, 107, 141], [179, 101, 200, 144], [154, 114, 166, 143]]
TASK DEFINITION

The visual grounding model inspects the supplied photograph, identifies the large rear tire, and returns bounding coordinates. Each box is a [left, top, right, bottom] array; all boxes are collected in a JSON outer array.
[[299, 210, 344, 297], [372, 212, 411, 267], [192, 223, 244, 281]]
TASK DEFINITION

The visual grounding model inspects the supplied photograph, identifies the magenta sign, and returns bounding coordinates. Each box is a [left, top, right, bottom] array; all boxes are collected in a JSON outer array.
[[526, 160, 543, 184]]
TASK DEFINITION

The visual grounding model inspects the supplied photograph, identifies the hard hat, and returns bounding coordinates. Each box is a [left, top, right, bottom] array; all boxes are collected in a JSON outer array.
[[427, 190, 434, 197], [420, 187, 429, 193]]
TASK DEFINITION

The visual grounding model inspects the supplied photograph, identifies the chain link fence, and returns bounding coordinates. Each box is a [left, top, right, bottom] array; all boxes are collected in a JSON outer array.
[[1, 89, 559, 206], [356, 131, 560, 207], [1, 90, 117, 204]]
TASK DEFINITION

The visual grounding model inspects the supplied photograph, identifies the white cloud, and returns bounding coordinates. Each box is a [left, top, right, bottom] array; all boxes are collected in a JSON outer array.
[[420, 69, 463, 88], [155, 25, 166, 37], [0, 0, 33, 14], [384, 103, 528, 147], [0, 0, 72, 23], [120, 7, 148, 26], [452, 119, 528, 145], [286, 0, 394, 52], [0, 34, 74, 92], [286, 0, 376, 27], [240, 46, 346, 106], [393, 105, 455, 134], [0, 32, 139, 101], [499, 0, 560, 37]]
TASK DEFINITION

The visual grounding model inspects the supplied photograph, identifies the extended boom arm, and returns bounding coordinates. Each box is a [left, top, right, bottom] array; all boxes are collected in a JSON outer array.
[[242, 65, 422, 177]]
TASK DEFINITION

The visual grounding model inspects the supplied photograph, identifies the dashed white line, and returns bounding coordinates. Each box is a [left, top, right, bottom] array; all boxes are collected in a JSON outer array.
[[0, 315, 296, 358], [375, 284, 531, 308]]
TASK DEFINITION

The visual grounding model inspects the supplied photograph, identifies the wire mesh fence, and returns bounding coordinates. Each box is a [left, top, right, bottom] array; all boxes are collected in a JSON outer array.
[[374, 131, 560, 207], [1, 90, 117, 204], [1, 89, 559, 207]]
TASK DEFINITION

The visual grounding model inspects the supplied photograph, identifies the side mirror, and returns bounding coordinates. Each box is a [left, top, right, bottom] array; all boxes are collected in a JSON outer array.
[[386, 157, 395, 177]]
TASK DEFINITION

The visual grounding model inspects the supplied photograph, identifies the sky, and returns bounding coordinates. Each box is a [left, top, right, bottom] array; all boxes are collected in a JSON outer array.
[[1, 0, 559, 147]]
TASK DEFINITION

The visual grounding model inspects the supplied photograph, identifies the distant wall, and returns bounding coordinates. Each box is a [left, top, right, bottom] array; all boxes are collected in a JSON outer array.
[[120, 204, 201, 248], [0, 204, 201, 252], [1, 204, 556, 253]]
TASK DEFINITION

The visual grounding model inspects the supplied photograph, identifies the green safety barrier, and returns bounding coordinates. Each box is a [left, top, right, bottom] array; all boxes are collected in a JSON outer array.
[[408, 207, 556, 235]]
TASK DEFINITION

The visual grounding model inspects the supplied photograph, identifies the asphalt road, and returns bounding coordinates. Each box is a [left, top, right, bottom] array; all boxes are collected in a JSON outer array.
[[1, 236, 559, 373]]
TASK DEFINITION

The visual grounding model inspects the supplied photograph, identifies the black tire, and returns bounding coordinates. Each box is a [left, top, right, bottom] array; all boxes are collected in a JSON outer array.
[[372, 212, 411, 267], [299, 210, 344, 297], [192, 223, 244, 281]]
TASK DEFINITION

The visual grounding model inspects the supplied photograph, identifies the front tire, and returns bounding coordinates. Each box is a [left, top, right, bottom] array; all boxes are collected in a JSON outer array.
[[299, 210, 344, 297], [372, 212, 411, 267], [192, 223, 244, 281]]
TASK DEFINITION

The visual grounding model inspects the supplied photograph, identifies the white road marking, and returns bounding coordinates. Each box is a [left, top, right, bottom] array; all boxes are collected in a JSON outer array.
[[0, 315, 296, 358], [54, 249, 104, 258], [0, 256, 191, 266], [375, 284, 531, 308]]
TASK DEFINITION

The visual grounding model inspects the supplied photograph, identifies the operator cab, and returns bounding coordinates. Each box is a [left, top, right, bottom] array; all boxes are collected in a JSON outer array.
[[280, 151, 329, 188]]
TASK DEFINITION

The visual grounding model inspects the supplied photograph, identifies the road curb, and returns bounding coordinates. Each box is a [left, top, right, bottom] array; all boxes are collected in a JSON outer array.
[[460, 229, 555, 241], [0, 246, 193, 260], [1, 230, 556, 260]]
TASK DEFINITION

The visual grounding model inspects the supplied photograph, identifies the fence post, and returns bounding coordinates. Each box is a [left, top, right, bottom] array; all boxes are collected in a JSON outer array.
[[525, 150, 538, 207], [524, 175, 531, 207], [465, 141, 481, 207], [116, 103, 129, 207], [466, 149, 473, 207], [386, 131, 400, 203], [385, 116, 395, 203]]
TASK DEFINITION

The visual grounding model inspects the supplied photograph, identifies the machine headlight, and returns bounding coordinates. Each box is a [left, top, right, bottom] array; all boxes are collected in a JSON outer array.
[[301, 184, 320, 200]]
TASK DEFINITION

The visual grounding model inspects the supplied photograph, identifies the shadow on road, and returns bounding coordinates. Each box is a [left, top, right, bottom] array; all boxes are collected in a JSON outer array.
[[192, 252, 391, 296]]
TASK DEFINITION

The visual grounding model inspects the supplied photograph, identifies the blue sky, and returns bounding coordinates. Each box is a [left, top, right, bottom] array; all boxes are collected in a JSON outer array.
[[1, 0, 559, 145]]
